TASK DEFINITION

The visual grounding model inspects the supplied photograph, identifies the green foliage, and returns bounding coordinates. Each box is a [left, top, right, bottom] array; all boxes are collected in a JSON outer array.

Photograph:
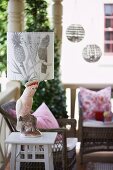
[[0, 0, 7, 74], [25, 0, 68, 118], [25, 0, 50, 31]]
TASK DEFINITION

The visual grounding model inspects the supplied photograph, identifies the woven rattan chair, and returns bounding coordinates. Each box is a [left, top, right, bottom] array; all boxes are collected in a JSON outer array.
[[78, 90, 113, 164], [0, 101, 77, 170]]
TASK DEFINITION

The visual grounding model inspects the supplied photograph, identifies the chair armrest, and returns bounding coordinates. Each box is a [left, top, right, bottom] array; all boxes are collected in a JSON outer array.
[[0, 106, 17, 132], [57, 118, 76, 137]]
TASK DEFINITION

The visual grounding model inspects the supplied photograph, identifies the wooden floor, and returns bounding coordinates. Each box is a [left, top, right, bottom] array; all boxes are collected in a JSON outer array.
[[3, 142, 113, 170]]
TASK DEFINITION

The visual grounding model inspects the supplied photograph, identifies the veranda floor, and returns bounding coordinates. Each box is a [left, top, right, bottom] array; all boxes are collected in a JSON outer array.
[[3, 142, 113, 170]]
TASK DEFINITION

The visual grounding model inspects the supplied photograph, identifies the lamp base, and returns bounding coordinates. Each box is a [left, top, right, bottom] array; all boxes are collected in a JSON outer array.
[[21, 129, 42, 138]]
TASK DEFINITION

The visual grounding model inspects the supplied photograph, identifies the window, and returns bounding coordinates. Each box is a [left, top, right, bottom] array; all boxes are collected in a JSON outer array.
[[104, 4, 113, 54]]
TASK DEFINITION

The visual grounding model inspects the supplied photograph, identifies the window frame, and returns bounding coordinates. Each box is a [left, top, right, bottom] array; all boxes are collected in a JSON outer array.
[[104, 3, 113, 55]]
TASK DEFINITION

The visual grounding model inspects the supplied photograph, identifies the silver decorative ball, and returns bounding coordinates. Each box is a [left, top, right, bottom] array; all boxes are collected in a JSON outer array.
[[66, 24, 85, 43], [82, 44, 102, 63]]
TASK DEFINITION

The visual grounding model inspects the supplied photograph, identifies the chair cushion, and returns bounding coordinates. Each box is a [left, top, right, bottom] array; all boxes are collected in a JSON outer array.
[[79, 86, 112, 120], [67, 138, 78, 151], [53, 138, 77, 151], [83, 119, 113, 127], [33, 102, 59, 129]]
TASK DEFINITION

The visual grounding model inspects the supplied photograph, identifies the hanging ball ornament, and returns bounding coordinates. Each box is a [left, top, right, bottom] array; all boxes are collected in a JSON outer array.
[[66, 24, 85, 43], [82, 44, 102, 63]]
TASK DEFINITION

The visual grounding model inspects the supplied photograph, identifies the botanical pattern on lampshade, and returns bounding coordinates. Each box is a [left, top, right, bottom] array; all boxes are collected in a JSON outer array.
[[7, 32, 54, 82]]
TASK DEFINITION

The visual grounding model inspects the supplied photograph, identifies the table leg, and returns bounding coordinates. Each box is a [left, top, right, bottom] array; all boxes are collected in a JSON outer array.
[[49, 145, 54, 170], [44, 145, 54, 170], [15, 145, 21, 170], [10, 144, 16, 170]]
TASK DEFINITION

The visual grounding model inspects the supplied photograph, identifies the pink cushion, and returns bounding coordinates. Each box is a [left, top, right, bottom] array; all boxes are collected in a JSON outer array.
[[32, 103, 59, 129], [79, 86, 112, 120], [8, 109, 16, 118]]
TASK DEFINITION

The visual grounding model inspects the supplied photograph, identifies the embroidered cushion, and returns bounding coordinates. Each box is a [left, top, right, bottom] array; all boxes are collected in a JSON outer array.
[[79, 86, 112, 120]]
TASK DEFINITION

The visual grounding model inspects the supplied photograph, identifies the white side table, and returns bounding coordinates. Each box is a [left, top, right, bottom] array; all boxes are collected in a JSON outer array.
[[5, 132, 57, 170]]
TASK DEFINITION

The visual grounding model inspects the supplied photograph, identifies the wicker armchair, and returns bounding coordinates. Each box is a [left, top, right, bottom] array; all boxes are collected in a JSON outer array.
[[78, 90, 113, 164], [0, 101, 77, 170]]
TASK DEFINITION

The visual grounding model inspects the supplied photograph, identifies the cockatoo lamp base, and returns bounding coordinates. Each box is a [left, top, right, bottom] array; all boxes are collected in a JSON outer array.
[[16, 80, 42, 137]]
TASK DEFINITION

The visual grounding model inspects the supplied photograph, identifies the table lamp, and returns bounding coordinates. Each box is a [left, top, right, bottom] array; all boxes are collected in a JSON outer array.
[[7, 32, 54, 137]]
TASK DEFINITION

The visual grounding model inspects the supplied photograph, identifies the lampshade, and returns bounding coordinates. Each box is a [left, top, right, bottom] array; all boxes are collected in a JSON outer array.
[[7, 32, 54, 83]]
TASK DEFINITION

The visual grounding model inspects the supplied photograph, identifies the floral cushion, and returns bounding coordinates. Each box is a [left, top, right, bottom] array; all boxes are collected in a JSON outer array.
[[79, 86, 112, 120]]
